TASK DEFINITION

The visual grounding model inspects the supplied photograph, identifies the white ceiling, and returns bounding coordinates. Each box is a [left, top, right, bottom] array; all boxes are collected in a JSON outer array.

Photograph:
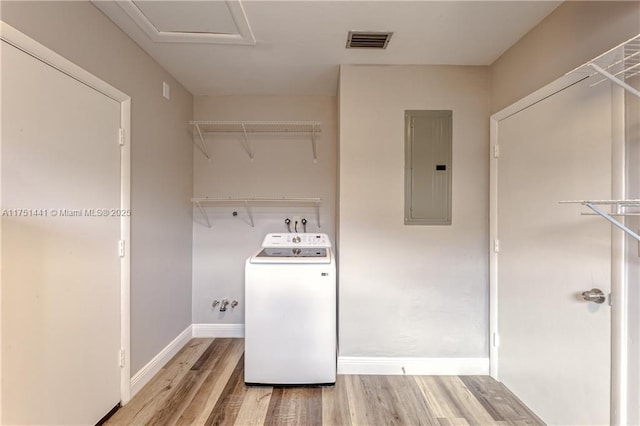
[[94, 1, 562, 96]]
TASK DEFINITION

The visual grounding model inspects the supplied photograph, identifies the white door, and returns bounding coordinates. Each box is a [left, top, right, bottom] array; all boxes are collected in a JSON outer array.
[[496, 78, 613, 424], [1, 41, 122, 424]]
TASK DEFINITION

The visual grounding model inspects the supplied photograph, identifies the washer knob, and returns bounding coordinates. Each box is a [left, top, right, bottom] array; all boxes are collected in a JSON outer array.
[[292, 236, 301, 243]]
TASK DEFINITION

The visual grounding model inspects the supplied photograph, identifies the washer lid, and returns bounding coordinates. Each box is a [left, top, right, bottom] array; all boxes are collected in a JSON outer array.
[[249, 247, 332, 264], [261, 233, 331, 248]]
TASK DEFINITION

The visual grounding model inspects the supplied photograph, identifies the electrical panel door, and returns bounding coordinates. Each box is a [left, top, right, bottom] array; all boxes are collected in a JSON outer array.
[[405, 110, 452, 225]]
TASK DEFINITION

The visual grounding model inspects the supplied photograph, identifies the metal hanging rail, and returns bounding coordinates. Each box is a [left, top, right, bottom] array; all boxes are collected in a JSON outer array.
[[189, 121, 322, 162], [560, 200, 640, 242], [191, 196, 322, 228], [567, 34, 640, 99]]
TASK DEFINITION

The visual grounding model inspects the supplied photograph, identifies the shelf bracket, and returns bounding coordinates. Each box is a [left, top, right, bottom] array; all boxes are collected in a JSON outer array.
[[315, 200, 321, 228], [240, 123, 254, 160], [311, 125, 318, 163], [192, 123, 212, 161], [584, 202, 640, 242], [589, 63, 640, 99], [244, 200, 255, 227], [194, 201, 212, 228]]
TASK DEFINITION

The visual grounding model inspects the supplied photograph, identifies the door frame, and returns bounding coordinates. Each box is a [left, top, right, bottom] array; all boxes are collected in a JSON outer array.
[[489, 73, 628, 423], [0, 21, 132, 411]]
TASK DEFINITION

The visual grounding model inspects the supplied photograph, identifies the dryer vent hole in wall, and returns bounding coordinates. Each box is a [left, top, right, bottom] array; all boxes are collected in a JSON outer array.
[[212, 299, 238, 311]]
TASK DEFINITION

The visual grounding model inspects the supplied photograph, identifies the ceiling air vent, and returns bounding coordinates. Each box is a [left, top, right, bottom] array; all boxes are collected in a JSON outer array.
[[346, 31, 393, 49]]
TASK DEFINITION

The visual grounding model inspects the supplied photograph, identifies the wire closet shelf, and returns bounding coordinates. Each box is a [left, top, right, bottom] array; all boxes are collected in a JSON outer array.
[[560, 34, 640, 242], [567, 33, 640, 98], [189, 120, 322, 162], [191, 196, 322, 229]]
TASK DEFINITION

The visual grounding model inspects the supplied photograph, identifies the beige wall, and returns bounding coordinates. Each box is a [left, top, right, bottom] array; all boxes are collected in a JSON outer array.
[[338, 65, 490, 359], [0, 1, 194, 374], [192, 96, 337, 324], [491, 1, 640, 113]]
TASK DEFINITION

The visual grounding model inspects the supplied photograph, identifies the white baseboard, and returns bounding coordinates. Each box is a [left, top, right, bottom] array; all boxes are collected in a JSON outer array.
[[130, 325, 486, 397], [192, 323, 244, 338], [129, 325, 192, 397], [337, 356, 489, 375]]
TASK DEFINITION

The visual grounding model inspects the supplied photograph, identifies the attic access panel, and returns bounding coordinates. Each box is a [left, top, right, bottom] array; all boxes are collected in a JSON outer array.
[[133, 1, 238, 34], [114, 0, 256, 44]]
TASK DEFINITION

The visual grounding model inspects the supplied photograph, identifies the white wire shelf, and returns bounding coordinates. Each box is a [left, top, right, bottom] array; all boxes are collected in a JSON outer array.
[[560, 199, 640, 206], [567, 33, 640, 98], [191, 196, 322, 228], [560, 200, 640, 242], [189, 120, 322, 162], [562, 36, 640, 241]]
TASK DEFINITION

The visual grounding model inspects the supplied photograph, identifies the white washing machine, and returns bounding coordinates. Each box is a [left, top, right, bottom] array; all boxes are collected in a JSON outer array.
[[244, 233, 336, 385]]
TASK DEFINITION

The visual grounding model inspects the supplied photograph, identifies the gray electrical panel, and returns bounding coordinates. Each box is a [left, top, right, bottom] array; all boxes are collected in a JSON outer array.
[[404, 110, 452, 225]]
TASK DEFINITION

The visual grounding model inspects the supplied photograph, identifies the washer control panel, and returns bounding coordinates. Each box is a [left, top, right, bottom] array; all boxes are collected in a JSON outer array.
[[262, 233, 331, 248]]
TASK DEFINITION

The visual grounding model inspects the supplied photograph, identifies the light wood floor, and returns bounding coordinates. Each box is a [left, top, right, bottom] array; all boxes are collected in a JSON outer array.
[[107, 338, 544, 425]]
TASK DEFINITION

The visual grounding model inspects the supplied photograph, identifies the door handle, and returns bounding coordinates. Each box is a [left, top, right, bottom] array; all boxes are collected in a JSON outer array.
[[581, 288, 606, 304]]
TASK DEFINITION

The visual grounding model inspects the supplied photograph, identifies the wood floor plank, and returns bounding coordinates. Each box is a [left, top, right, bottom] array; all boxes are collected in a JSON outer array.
[[322, 375, 351, 426], [204, 354, 247, 425], [145, 338, 234, 425], [458, 376, 508, 421], [111, 339, 544, 426], [177, 338, 245, 424], [459, 376, 545, 425], [437, 417, 471, 425], [192, 337, 230, 371], [346, 375, 402, 425], [106, 338, 213, 425], [234, 386, 273, 426], [388, 376, 440, 425], [265, 387, 323, 426], [414, 376, 466, 420], [427, 376, 497, 425], [146, 370, 199, 426], [345, 375, 438, 425]]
